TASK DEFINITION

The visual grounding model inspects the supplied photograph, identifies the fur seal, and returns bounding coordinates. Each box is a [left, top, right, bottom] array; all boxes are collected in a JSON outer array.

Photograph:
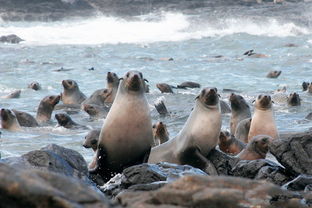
[[104, 72, 120, 104], [229, 93, 251, 134], [218, 131, 246, 155], [82, 104, 109, 119], [237, 135, 272, 160], [248, 95, 279, 141], [1, 90, 21, 99], [83, 129, 100, 151], [55, 113, 87, 129], [0, 109, 21, 131], [287, 92, 301, 106], [89, 71, 154, 182], [36, 95, 60, 123], [152, 122, 169, 146], [28, 82, 41, 91], [302, 82, 310, 91], [154, 99, 169, 116], [266, 70, 282, 78], [177, 81, 201, 89], [60, 79, 86, 105], [243, 50, 268, 58], [148, 87, 221, 175], [12, 109, 39, 127], [82, 89, 111, 107], [308, 84, 312, 94], [156, 83, 174, 93], [234, 118, 252, 143]]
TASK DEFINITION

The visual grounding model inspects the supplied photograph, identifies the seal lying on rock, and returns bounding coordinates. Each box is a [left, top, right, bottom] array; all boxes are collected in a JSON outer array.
[[0, 108, 22, 131], [152, 122, 169, 146], [248, 95, 279, 141], [148, 87, 221, 175], [238, 135, 272, 160], [60, 79, 86, 105], [229, 93, 251, 134], [89, 71, 154, 182], [218, 131, 246, 155], [1, 90, 21, 99]]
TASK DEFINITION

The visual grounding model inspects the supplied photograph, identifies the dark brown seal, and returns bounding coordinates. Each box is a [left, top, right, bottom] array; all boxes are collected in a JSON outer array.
[[219, 131, 246, 155], [28, 82, 41, 91], [177, 81, 201, 89], [234, 118, 252, 143], [152, 122, 169, 146], [55, 113, 87, 129], [12, 109, 39, 127], [237, 135, 272, 160], [156, 83, 174, 93], [287, 92, 301, 106], [83, 129, 100, 151]]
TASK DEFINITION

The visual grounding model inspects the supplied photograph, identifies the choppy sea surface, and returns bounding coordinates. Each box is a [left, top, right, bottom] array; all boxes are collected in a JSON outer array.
[[0, 3, 312, 162]]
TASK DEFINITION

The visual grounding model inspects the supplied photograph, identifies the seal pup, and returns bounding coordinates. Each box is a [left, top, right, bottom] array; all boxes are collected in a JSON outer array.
[[83, 129, 100, 151], [229, 93, 251, 134], [218, 131, 246, 155], [0, 109, 22, 131], [148, 87, 222, 175], [266, 70, 282, 78], [234, 118, 252, 143], [60, 79, 86, 105], [12, 109, 39, 127], [156, 83, 174, 93], [177, 81, 201, 89], [287, 92, 301, 106], [89, 71, 154, 182], [104, 72, 120, 104], [1, 90, 21, 99], [152, 122, 169, 146], [237, 135, 272, 160], [36, 95, 61, 123], [82, 104, 109, 119], [55, 113, 88, 129], [28, 82, 41, 91], [248, 94, 279, 141]]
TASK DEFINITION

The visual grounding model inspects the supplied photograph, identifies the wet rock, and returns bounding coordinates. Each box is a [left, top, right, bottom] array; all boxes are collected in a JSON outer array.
[[0, 34, 24, 44], [1, 144, 89, 182], [269, 131, 312, 176], [283, 175, 312, 191], [117, 175, 296, 208], [0, 163, 114, 208], [232, 159, 293, 186], [100, 162, 207, 198], [207, 149, 239, 175]]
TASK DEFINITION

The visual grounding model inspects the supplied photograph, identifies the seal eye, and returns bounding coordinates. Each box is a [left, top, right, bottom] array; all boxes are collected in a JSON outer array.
[[68, 81, 72, 85], [258, 95, 262, 99], [126, 73, 130, 78], [103, 89, 108, 93], [152, 124, 156, 128]]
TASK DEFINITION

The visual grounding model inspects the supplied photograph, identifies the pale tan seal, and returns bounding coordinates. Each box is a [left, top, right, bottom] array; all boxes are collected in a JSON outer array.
[[152, 122, 169, 146], [60, 79, 86, 105], [248, 95, 279, 141], [36, 95, 61, 123], [229, 93, 251, 134], [218, 131, 245, 155], [148, 87, 222, 175], [237, 135, 272, 160], [89, 71, 154, 182], [1, 90, 21, 99], [234, 118, 252, 143], [0, 109, 22, 131], [266, 70, 282, 78], [104, 72, 120, 104]]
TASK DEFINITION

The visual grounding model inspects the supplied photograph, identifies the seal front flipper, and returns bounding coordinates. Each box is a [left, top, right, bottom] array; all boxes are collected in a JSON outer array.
[[88, 145, 107, 175]]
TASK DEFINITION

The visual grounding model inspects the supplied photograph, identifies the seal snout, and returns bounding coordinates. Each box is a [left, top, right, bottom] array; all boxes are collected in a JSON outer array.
[[127, 71, 143, 91], [200, 87, 218, 106]]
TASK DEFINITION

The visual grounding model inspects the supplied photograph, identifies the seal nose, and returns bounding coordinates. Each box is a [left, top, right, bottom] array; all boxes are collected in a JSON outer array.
[[209, 88, 216, 93], [159, 122, 163, 125]]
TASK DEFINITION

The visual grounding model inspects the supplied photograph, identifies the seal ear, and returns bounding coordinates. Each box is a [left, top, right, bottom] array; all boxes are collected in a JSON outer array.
[[252, 100, 255, 103], [195, 95, 199, 100], [271, 100, 275, 104], [144, 79, 149, 83]]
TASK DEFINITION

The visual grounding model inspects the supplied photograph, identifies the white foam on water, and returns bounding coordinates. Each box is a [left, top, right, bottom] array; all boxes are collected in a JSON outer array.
[[0, 12, 310, 45]]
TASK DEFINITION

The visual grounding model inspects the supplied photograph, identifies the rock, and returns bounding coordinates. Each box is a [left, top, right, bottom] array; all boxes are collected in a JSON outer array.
[[100, 162, 207, 198], [207, 149, 239, 175], [0, 163, 114, 208], [1, 144, 89, 182], [269, 131, 312, 176], [283, 175, 312, 191], [232, 159, 294, 186], [117, 175, 300, 208], [0, 34, 24, 44]]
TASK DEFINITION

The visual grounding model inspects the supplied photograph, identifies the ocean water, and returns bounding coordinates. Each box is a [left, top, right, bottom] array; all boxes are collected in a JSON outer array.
[[0, 4, 312, 163]]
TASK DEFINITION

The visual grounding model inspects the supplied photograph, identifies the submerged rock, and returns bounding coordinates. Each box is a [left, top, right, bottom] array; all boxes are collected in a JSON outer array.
[[0, 163, 114, 208], [0, 34, 24, 44], [269, 131, 312, 176], [100, 162, 207, 198]]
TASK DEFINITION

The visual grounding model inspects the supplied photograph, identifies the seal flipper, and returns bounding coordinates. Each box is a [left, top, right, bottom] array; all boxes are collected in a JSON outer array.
[[154, 100, 169, 116], [179, 147, 218, 175]]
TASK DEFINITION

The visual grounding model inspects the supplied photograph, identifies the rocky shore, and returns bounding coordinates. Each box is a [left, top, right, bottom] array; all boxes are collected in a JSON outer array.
[[1, 131, 311, 207]]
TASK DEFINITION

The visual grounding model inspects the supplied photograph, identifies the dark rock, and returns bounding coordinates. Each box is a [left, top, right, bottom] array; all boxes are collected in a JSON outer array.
[[100, 162, 207, 198], [269, 131, 312, 176], [232, 159, 293, 186], [0, 163, 114, 208], [0, 34, 24, 44], [283, 175, 312, 191], [207, 149, 239, 175], [117, 175, 298, 208], [1, 144, 89, 182]]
